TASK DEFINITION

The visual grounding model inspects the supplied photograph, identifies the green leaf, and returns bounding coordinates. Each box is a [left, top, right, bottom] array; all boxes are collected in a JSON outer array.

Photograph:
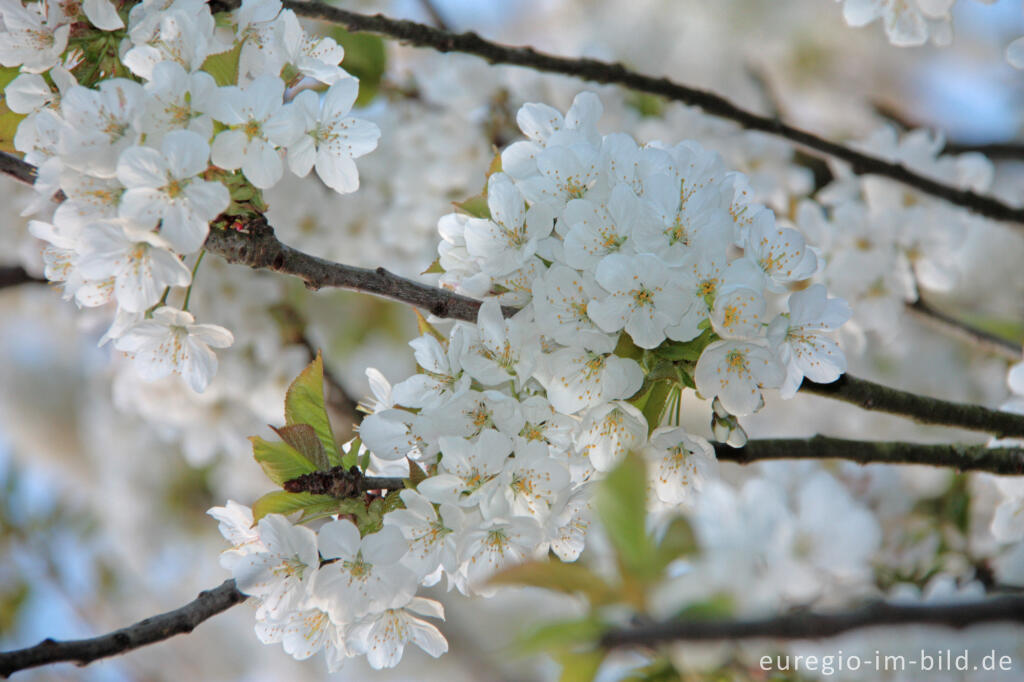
[[596, 452, 657, 582], [626, 91, 665, 119], [453, 193, 489, 219], [655, 328, 716, 362], [405, 458, 428, 489], [488, 560, 616, 606], [673, 593, 735, 620], [252, 490, 338, 522], [557, 649, 606, 682], [0, 101, 25, 155], [329, 29, 386, 107], [285, 353, 341, 464], [656, 516, 698, 570], [360, 497, 386, 534], [639, 379, 674, 433], [0, 66, 21, 93], [421, 258, 444, 275], [340, 437, 362, 469], [486, 150, 502, 177], [515, 618, 604, 656], [413, 309, 446, 343], [382, 488, 405, 514], [271, 424, 329, 471], [201, 43, 242, 86], [251, 436, 318, 486]]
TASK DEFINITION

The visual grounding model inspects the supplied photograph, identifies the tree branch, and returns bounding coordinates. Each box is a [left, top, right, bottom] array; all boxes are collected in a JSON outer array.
[[204, 214, 491, 322], [0, 266, 45, 289], [600, 594, 1024, 648], [0, 580, 247, 678], [0, 152, 35, 186], [4, 154, 1023, 438], [216, 0, 1024, 227], [715, 436, 1024, 475], [801, 374, 1024, 439], [906, 298, 1020, 361], [282, 465, 405, 496]]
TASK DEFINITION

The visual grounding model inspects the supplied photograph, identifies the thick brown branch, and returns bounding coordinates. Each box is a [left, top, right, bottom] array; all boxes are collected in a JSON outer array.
[[0, 580, 247, 678], [216, 1, 1024, 226], [282, 465, 405, 496], [906, 298, 1020, 361], [802, 374, 1024, 439], [715, 436, 1024, 475], [203, 214, 491, 321], [601, 595, 1024, 648], [0, 152, 35, 186], [0, 266, 45, 289]]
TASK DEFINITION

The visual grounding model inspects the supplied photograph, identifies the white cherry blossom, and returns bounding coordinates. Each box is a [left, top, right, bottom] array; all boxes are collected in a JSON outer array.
[[76, 220, 193, 312], [312, 521, 417, 624], [643, 427, 717, 507], [587, 251, 688, 349], [457, 516, 543, 595], [275, 77, 380, 194], [209, 75, 296, 188], [416, 430, 513, 509], [346, 597, 448, 670], [221, 513, 319, 620], [117, 130, 229, 253], [693, 339, 785, 416], [767, 284, 851, 398], [464, 172, 554, 277], [114, 306, 234, 392], [533, 345, 643, 415], [0, 0, 70, 73]]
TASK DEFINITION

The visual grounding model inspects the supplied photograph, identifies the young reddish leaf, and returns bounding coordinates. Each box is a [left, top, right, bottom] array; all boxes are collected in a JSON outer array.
[[271, 424, 329, 471]]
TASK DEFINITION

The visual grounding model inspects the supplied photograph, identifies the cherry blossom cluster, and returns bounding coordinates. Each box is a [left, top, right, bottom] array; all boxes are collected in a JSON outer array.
[[212, 92, 853, 672], [797, 125, 993, 343], [3, 0, 379, 391]]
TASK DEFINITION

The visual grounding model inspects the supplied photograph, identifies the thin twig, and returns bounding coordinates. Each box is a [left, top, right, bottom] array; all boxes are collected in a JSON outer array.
[[199, 0, 1024, 226], [0, 580, 247, 678], [802, 374, 1024, 439], [416, 0, 452, 31], [906, 298, 1020, 361], [715, 436, 1024, 475], [600, 594, 1024, 648]]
